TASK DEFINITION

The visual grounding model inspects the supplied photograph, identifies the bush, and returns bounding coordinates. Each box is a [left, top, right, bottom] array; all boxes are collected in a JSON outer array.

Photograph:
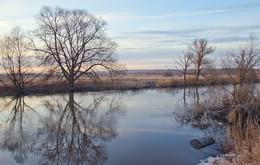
[[162, 70, 173, 77]]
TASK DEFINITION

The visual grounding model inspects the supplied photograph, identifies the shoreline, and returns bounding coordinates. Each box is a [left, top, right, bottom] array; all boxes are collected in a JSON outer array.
[[0, 74, 260, 97]]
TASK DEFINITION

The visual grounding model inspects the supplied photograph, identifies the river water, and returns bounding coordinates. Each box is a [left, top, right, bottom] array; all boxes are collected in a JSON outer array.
[[0, 87, 223, 165]]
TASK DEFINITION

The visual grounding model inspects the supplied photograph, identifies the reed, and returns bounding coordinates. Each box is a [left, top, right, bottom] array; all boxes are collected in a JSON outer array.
[[222, 119, 260, 165]]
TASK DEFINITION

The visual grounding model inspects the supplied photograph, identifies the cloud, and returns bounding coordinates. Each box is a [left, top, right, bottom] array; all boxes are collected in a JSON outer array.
[[16, 18, 34, 24], [204, 2, 260, 11], [212, 36, 249, 43], [126, 23, 260, 44], [133, 27, 212, 36], [100, 2, 260, 21], [0, 19, 36, 33], [133, 24, 260, 35], [99, 9, 229, 20], [111, 22, 260, 62], [15, 18, 37, 31], [0, 21, 10, 27], [0, 21, 12, 33], [98, 11, 130, 20], [0, 1, 28, 18]]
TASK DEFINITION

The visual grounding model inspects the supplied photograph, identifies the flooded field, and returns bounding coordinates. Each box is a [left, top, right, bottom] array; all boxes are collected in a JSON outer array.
[[0, 87, 223, 165]]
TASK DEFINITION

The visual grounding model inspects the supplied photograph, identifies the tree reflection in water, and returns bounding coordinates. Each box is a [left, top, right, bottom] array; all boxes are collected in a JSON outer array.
[[173, 87, 227, 147], [0, 97, 36, 163], [36, 92, 124, 165], [0, 93, 124, 165]]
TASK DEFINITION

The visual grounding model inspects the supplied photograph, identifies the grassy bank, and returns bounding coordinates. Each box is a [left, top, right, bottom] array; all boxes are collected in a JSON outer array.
[[220, 95, 260, 164], [0, 73, 260, 96]]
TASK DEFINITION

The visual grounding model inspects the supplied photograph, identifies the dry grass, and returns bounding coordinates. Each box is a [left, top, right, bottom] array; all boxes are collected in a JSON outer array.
[[219, 93, 260, 165], [221, 119, 260, 165], [0, 72, 260, 96]]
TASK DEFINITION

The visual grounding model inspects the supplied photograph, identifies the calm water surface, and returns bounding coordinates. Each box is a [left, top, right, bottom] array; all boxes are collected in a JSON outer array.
[[0, 87, 222, 165]]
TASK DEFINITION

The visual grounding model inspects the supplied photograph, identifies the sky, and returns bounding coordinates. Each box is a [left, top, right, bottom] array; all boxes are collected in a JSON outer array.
[[0, 0, 260, 69]]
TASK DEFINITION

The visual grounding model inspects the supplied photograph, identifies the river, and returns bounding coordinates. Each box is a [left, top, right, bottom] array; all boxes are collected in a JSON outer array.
[[0, 86, 224, 165]]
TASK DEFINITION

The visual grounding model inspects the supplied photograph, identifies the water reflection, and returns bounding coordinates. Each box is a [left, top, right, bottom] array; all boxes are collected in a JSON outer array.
[[173, 86, 228, 149], [0, 97, 36, 163], [37, 92, 124, 165], [174, 86, 227, 127], [0, 93, 124, 165]]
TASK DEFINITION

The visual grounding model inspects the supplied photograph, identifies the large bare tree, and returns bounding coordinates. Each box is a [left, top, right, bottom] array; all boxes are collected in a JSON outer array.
[[0, 27, 38, 96], [188, 38, 215, 85], [33, 6, 118, 91]]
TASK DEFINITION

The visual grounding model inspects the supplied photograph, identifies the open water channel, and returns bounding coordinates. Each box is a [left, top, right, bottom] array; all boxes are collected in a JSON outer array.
[[0, 86, 224, 165]]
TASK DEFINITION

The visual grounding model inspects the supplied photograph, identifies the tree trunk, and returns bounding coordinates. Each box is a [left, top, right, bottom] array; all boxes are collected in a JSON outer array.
[[196, 68, 200, 85], [184, 72, 187, 86], [69, 77, 75, 92]]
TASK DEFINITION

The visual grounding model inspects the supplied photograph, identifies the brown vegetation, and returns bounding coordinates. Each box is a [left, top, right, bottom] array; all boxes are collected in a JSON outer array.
[[222, 122, 260, 165], [218, 93, 260, 164], [1, 71, 259, 96]]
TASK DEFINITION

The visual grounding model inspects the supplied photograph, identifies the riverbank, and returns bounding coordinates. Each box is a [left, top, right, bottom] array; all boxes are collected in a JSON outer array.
[[1, 71, 259, 96], [173, 82, 260, 165]]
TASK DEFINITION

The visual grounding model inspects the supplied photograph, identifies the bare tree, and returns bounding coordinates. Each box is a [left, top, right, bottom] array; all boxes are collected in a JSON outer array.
[[222, 35, 260, 104], [0, 27, 38, 96], [175, 51, 192, 86], [32, 6, 118, 91], [188, 38, 215, 85]]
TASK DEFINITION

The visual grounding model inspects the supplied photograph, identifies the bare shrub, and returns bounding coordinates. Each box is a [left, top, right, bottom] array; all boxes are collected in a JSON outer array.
[[162, 70, 173, 77]]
